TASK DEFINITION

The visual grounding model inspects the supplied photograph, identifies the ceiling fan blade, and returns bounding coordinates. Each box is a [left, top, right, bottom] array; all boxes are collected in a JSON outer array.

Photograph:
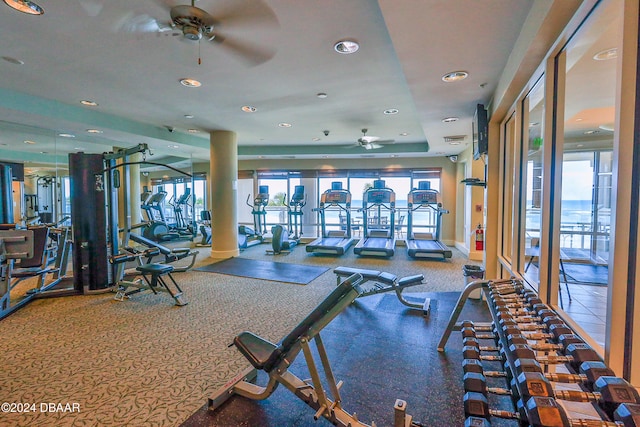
[[77, 0, 104, 17], [369, 143, 384, 149], [211, 34, 276, 66], [359, 136, 379, 143], [375, 139, 395, 144], [114, 13, 169, 33], [212, 0, 279, 30]]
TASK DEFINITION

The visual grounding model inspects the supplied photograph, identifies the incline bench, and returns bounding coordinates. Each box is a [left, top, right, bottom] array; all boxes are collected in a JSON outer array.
[[334, 266, 430, 315], [208, 273, 417, 427], [129, 232, 198, 272]]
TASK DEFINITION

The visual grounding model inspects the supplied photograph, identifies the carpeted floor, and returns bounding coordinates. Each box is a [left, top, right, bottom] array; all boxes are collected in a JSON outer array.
[[0, 242, 482, 426]]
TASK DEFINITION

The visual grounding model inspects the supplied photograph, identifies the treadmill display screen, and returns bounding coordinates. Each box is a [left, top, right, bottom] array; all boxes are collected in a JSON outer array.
[[365, 190, 393, 204], [325, 191, 348, 204], [412, 190, 438, 204]]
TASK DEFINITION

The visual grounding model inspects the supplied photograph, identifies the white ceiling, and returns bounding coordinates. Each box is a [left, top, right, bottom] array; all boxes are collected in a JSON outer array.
[[0, 0, 536, 170]]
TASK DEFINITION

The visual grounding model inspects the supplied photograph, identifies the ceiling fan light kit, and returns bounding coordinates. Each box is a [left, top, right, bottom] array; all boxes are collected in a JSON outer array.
[[3, 0, 43, 15]]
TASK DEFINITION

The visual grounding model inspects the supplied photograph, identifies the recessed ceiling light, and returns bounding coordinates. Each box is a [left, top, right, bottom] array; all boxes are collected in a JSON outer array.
[[278, 122, 292, 128], [312, 137, 321, 142], [577, 144, 584, 148], [383, 108, 399, 115], [317, 93, 327, 99], [168, 144, 180, 149], [179, 78, 201, 88], [3, 0, 44, 15], [74, 147, 84, 150], [58, 133, 75, 138], [575, 118, 583, 122], [187, 129, 199, 133], [80, 100, 98, 106], [241, 106, 257, 113], [184, 114, 194, 119], [442, 71, 469, 82], [1, 56, 24, 65], [399, 132, 409, 136], [334, 40, 359, 54], [583, 130, 599, 135], [593, 47, 617, 61], [39, 151, 48, 154], [24, 140, 35, 144], [86, 129, 103, 134], [442, 117, 458, 123]]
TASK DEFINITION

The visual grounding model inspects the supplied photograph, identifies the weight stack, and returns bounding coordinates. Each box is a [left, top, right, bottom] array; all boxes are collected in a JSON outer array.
[[0, 164, 14, 224], [69, 153, 110, 290]]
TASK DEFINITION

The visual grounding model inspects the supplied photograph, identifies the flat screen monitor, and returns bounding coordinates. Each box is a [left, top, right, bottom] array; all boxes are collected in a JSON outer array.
[[473, 103, 488, 160]]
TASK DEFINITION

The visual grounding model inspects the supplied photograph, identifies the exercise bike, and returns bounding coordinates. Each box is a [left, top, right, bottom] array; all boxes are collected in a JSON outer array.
[[197, 210, 212, 246]]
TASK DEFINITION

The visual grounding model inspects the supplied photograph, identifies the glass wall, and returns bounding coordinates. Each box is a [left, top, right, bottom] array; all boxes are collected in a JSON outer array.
[[556, 0, 621, 345], [521, 78, 545, 286], [498, 0, 624, 350]]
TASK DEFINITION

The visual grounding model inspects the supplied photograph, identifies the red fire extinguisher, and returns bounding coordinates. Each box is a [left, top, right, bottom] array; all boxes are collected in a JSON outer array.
[[475, 224, 484, 251]]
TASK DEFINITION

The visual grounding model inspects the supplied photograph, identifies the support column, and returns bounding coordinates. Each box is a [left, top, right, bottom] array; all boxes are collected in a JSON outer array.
[[210, 130, 239, 258]]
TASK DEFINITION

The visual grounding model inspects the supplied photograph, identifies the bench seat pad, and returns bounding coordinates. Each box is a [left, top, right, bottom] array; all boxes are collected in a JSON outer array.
[[234, 331, 279, 371]]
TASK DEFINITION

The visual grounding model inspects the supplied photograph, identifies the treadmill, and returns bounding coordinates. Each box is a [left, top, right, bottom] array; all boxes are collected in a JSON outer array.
[[406, 181, 452, 259], [353, 179, 396, 257], [306, 182, 355, 255]]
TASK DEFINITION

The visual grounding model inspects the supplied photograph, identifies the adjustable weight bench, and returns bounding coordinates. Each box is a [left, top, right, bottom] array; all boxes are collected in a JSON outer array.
[[129, 232, 198, 272], [333, 266, 430, 315], [208, 273, 417, 427], [109, 248, 188, 306]]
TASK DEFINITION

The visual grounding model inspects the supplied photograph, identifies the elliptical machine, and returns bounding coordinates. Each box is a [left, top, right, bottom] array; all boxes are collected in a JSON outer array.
[[270, 185, 306, 254], [141, 191, 180, 242], [238, 186, 268, 249], [168, 188, 195, 238]]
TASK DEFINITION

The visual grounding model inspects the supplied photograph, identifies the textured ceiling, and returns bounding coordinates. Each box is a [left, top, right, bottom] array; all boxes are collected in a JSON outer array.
[[0, 0, 536, 169]]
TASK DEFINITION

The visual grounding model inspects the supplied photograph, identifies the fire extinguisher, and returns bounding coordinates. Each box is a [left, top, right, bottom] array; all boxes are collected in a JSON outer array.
[[475, 224, 484, 251]]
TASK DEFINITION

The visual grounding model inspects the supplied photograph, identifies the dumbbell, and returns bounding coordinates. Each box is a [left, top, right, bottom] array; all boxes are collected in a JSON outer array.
[[465, 416, 491, 427], [463, 357, 615, 392], [514, 372, 640, 420], [525, 396, 640, 426], [463, 391, 523, 422], [465, 393, 640, 426]]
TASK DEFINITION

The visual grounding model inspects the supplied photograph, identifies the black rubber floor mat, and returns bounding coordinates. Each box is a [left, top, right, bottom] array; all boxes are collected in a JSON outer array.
[[195, 257, 329, 285]]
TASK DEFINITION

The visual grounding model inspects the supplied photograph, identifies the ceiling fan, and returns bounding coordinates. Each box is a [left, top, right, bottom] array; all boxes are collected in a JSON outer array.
[[116, 0, 279, 65], [355, 129, 395, 150]]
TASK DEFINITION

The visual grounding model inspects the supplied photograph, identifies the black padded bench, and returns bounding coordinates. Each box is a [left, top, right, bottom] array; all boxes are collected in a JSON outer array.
[[333, 266, 430, 315], [129, 232, 198, 272]]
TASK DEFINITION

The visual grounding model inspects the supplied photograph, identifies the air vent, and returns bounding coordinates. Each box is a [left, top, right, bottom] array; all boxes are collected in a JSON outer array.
[[443, 135, 466, 143]]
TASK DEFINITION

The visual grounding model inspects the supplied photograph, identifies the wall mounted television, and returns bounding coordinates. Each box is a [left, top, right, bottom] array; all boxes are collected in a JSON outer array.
[[473, 103, 489, 160]]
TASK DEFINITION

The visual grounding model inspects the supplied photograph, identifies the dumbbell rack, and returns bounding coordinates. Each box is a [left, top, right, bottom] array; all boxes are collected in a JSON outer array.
[[446, 278, 640, 426]]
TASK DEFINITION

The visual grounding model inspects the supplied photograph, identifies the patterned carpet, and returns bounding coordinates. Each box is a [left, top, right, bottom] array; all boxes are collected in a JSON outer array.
[[0, 242, 478, 426]]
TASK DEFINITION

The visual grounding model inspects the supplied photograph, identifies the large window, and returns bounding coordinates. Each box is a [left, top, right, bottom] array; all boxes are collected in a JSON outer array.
[[521, 78, 545, 286], [242, 169, 442, 238]]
